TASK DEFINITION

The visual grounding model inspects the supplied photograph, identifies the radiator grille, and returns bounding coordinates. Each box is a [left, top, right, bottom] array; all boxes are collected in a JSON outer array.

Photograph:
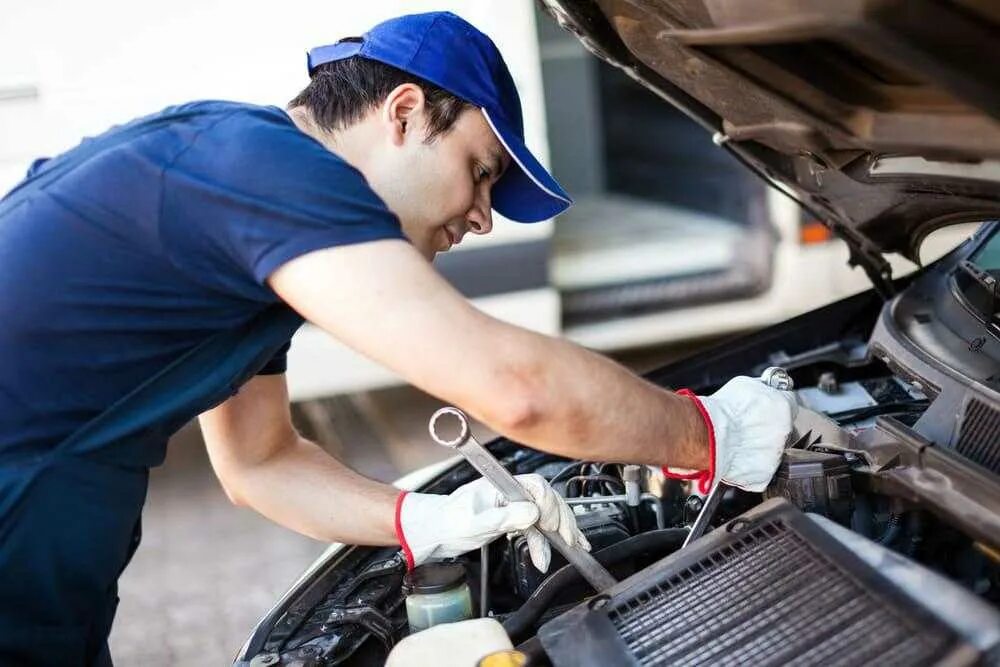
[[607, 520, 953, 667], [956, 398, 1000, 475]]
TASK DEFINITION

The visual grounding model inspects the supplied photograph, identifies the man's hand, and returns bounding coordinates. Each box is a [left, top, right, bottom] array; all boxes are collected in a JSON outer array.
[[395, 474, 589, 572], [674, 377, 797, 492]]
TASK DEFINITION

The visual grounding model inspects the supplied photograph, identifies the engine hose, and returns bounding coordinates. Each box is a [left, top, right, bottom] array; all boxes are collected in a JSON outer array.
[[502, 528, 688, 641]]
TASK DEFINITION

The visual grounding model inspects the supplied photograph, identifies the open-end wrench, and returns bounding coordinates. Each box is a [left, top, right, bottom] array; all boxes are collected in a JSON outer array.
[[682, 479, 728, 548], [682, 367, 795, 548], [429, 407, 618, 591]]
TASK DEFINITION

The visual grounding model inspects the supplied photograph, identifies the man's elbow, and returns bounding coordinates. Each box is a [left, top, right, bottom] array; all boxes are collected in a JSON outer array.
[[483, 363, 550, 436], [489, 395, 544, 435], [218, 473, 250, 508], [210, 452, 265, 508]]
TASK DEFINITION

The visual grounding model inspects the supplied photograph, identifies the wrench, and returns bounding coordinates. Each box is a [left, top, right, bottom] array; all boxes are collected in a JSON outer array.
[[682, 367, 794, 548], [682, 479, 728, 548], [429, 407, 617, 591]]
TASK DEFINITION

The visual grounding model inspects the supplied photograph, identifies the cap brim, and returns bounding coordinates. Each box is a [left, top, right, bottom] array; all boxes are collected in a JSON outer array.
[[482, 109, 572, 223]]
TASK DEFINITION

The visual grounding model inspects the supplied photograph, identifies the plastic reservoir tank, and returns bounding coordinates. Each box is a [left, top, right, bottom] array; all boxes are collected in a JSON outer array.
[[403, 562, 473, 633]]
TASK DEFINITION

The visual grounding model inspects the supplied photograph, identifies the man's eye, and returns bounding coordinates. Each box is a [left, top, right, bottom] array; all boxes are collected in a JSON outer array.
[[475, 163, 491, 182]]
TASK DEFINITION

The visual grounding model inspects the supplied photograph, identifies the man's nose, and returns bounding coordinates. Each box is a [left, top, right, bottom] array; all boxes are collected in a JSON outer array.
[[466, 188, 493, 235]]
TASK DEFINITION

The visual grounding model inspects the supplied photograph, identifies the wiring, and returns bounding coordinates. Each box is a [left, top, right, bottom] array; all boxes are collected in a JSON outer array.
[[829, 400, 929, 425], [565, 475, 625, 498]]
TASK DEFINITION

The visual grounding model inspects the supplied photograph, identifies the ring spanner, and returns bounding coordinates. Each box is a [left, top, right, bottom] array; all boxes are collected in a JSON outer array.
[[429, 407, 617, 591]]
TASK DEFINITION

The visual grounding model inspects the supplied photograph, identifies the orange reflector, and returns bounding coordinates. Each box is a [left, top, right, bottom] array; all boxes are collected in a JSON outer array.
[[800, 221, 833, 244]]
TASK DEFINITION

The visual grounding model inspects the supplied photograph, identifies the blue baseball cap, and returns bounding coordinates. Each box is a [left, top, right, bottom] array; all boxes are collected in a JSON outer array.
[[306, 11, 572, 223]]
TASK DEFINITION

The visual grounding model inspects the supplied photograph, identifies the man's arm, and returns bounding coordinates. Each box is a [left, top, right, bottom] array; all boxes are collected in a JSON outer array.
[[200, 371, 586, 566], [200, 373, 399, 545], [268, 239, 709, 470]]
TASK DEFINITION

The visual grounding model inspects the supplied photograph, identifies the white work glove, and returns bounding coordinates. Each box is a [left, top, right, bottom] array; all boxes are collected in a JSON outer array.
[[666, 377, 797, 493], [394, 474, 590, 573]]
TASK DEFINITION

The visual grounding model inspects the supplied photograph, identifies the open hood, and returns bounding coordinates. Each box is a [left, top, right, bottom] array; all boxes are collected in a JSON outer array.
[[539, 0, 1000, 294]]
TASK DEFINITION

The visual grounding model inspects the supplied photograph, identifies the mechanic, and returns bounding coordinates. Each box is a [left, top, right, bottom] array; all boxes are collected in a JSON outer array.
[[0, 12, 795, 665]]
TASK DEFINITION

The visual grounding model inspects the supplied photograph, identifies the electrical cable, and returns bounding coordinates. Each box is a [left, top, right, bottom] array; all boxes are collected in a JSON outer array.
[[829, 400, 928, 425], [565, 475, 625, 498], [547, 461, 588, 485]]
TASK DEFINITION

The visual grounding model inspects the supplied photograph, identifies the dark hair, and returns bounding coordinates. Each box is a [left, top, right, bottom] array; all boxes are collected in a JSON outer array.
[[288, 51, 472, 143]]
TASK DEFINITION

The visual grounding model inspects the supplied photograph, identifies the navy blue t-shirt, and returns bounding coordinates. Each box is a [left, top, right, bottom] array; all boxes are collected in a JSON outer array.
[[0, 101, 404, 459]]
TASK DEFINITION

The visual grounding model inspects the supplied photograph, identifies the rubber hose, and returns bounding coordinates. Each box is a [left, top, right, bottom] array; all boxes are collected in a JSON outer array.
[[502, 528, 688, 640]]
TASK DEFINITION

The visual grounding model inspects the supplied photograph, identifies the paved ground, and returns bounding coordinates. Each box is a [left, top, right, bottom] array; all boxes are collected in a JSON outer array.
[[108, 342, 711, 665], [108, 423, 322, 666]]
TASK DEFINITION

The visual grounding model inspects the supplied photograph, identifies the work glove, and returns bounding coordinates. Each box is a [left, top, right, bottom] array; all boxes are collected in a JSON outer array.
[[665, 376, 797, 493], [394, 474, 590, 572]]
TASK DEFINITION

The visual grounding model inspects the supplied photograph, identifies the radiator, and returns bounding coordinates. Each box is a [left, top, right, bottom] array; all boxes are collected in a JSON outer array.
[[538, 499, 978, 666]]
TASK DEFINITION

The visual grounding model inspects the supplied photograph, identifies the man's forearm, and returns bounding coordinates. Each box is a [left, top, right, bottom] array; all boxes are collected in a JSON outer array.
[[469, 327, 709, 470], [225, 435, 399, 545]]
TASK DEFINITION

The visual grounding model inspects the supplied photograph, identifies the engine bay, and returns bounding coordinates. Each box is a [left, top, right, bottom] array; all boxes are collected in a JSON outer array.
[[249, 355, 1000, 666], [241, 229, 1000, 667]]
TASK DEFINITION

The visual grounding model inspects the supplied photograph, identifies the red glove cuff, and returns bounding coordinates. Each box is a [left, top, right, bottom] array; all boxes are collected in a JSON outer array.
[[661, 389, 716, 494], [394, 490, 415, 571]]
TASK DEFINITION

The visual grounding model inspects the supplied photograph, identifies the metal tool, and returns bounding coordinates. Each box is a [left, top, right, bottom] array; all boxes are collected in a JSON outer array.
[[429, 407, 617, 591], [682, 480, 728, 548], [759, 366, 794, 391], [682, 367, 795, 548], [479, 543, 490, 618]]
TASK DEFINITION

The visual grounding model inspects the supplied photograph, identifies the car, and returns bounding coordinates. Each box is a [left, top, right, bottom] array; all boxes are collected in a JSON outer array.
[[236, 1, 1000, 665]]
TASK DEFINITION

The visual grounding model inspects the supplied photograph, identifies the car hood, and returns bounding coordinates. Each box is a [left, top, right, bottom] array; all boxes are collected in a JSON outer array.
[[539, 0, 1000, 293]]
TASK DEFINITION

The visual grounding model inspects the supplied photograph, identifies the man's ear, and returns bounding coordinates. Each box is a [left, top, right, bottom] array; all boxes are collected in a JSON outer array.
[[382, 83, 426, 146]]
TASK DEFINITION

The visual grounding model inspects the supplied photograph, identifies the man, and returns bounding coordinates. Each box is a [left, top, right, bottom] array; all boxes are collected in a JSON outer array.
[[0, 12, 794, 665]]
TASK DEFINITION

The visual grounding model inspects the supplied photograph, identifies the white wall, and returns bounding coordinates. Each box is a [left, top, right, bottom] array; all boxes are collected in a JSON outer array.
[[0, 1, 549, 197]]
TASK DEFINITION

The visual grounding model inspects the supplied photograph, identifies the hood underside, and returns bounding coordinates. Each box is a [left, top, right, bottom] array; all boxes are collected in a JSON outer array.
[[540, 0, 1000, 287]]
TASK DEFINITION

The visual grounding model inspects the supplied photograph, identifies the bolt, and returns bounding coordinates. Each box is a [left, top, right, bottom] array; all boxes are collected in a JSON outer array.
[[727, 518, 752, 534], [588, 594, 611, 611], [686, 496, 704, 514], [818, 372, 839, 395]]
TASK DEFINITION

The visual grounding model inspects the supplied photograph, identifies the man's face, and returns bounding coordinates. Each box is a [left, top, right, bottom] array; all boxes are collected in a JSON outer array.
[[369, 99, 511, 260]]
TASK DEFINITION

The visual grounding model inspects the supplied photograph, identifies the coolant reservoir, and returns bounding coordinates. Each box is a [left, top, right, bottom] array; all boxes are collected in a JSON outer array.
[[403, 562, 473, 633]]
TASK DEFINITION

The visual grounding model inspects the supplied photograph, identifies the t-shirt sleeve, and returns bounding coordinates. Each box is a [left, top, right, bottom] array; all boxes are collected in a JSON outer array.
[[256, 341, 291, 376], [159, 107, 405, 301]]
